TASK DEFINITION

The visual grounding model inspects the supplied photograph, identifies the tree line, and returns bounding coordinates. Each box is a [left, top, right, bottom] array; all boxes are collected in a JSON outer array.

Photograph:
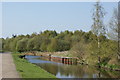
[[1, 30, 98, 52], [1, 29, 118, 65]]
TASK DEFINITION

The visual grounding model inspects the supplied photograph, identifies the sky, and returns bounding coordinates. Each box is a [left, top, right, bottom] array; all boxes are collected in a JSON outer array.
[[1, 2, 117, 38]]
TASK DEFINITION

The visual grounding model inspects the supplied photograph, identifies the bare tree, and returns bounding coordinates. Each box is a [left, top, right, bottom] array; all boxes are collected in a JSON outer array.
[[108, 7, 120, 60], [108, 8, 118, 40], [91, 1, 106, 67]]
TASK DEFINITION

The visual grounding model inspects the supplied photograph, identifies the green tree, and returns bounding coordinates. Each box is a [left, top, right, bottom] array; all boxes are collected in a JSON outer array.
[[57, 40, 70, 51], [0, 38, 2, 52], [41, 30, 57, 38], [3, 38, 12, 51], [47, 38, 58, 52], [40, 37, 50, 52], [27, 38, 35, 51], [33, 36, 42, 51], [16, 38, 28, 52]]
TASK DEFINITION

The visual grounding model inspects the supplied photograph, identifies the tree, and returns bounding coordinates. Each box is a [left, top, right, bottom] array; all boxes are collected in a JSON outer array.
[[9, 38, 16, 51], [27, 38, 35, 51], [108, 8, 120, 59], [91, 2, 106, 36], [108, 8, 118, 40], [70, 42, 86, 60], [31, 32, 37, 38], [3, 38, 11, 51], [33, 36, 42, 51], [47, 38, 58, 52], [57, 40, 70, 51], [41, 30, 57, 38], [40, 36, 50, 52], [0, 38, 2, 52], [91, 1, 106, 67], [16, 38, 28, 52]]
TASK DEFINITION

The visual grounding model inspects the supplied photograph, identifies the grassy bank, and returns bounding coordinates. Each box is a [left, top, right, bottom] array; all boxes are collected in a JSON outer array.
[[0, 50, 4, 53], [12, 52, 57, 78]]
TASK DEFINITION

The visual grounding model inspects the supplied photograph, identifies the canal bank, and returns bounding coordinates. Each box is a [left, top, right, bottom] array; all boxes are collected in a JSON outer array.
[[12, 52, 57, 78], [25, 55, 120, 78], [22, 51, 120, 71]]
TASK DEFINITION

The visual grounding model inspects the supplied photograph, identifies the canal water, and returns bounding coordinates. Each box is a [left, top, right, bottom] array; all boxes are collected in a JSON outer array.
[[25, 55, 120, 78]]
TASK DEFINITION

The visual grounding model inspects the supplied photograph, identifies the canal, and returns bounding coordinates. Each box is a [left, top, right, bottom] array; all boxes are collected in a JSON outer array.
[[25, 55, 120, 78]]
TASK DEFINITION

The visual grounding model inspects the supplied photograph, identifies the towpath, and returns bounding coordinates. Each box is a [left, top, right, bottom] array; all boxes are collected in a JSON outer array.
[[0, 52, 20, 79]]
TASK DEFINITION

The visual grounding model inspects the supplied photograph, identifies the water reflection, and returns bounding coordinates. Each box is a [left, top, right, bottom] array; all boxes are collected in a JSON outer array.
[[26, 55, 120, 78]]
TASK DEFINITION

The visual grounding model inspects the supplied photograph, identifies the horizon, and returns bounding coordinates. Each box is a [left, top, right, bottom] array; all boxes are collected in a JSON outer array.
[[1, 29, 92, 39], [1, 2, 117, 38]]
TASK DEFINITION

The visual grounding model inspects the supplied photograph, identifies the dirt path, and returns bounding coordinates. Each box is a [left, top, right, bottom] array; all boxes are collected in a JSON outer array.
[[1, 52, 20, 78]]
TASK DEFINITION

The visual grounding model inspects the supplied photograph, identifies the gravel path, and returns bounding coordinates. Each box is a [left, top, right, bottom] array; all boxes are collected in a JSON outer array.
[[0, 52, 20, 78]]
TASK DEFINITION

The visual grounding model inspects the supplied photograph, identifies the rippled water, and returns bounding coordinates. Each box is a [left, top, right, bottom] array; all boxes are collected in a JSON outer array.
[[25, 55, 120, 78]]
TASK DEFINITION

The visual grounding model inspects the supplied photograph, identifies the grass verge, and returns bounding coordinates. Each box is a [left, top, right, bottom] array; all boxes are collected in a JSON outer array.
[[12, 52, 57, 78]]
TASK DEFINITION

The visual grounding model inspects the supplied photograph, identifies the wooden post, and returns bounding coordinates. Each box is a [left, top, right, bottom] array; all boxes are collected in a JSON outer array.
[[62, 58, 64, 63], [67, 58, 68, 64], [64, 58, 65, 64], [66, 58, 67, 64], [68, 58, 70, 64], [64, 58, 67, 64], [70, 58, 72, 65], [49, 54, 51, 61]]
